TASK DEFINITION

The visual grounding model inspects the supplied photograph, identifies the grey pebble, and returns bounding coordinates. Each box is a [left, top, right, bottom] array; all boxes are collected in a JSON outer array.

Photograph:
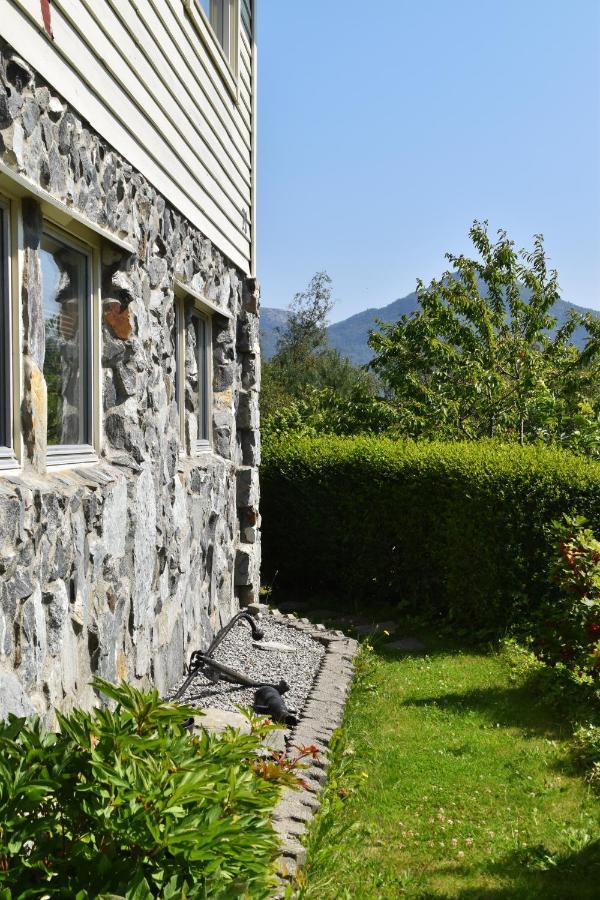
[[170, 617, 325, 715]]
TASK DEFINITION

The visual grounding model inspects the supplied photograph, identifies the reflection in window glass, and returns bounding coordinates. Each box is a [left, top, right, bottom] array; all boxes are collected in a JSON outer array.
[[195, 315, 209, 443], [41, 234, 89, 446], [0, 205, 8, 449], [184, 309, 210, 448]]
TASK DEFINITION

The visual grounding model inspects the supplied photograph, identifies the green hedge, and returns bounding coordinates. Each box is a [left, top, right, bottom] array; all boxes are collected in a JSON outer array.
[[261, 436, 600, 630]]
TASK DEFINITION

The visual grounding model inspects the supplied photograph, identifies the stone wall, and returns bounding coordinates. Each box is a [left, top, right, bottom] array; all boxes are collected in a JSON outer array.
[[0, 41, 260, 725]]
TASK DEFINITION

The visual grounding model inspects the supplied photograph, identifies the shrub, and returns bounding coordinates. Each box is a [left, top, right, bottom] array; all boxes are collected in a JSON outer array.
[[0, 679, 288, 899], [264, 386, 400, 438], [573, 724, 600, 788], [532, 515, 600, 676], [261, 435, 600, 630]]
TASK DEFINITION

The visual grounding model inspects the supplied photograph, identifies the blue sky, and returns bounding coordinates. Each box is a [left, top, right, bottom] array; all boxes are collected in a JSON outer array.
[[257, 0, 600, 322]]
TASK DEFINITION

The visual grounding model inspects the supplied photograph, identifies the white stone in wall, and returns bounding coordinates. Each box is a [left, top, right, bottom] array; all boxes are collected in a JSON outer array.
[[103, 476, 127, 561], [133, 465, 157, 677]]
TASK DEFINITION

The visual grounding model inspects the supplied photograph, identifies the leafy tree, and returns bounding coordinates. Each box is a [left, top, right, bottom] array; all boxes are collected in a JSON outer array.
[[274, 270, 333, 368], [369, 221, 599, 445], [262, 271, 385, 429], [265, 384, 400, 437]]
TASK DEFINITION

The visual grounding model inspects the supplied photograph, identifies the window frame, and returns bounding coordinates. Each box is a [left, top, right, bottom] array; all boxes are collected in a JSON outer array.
[[184, 0, 240, 99], [42, 220, 101, 468], [0, 166, 133, 475], [175, 289, 214, 457]]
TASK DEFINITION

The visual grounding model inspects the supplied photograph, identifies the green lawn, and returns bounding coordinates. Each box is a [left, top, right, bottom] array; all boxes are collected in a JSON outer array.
[[298, 639, 600, 899]]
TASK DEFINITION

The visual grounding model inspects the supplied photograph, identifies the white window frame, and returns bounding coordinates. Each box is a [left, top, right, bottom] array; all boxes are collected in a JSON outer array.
[[42, 223, 100, 468], [0, 167, 134, 475], [184, 0, 240, 99], [175, 287, 214, 456]]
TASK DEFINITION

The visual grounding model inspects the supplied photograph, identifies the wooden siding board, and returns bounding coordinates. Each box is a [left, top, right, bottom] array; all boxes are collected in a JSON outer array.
[[38, 0, 250, 249], [56, 0, 251, 225], [5, 0, 251, 270], [239, 20, 252, 58], [105, 0, 252, 196], [238, 79, 252, 118], [161, 0, 252, 135], [240, 47, 252, 91], [137, 0, 252, 158]]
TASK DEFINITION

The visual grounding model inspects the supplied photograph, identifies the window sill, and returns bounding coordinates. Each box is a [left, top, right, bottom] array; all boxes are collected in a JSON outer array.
[[0, 447, 19, 471], [46, 445, 99, 469], [178, 445, 229, 472]]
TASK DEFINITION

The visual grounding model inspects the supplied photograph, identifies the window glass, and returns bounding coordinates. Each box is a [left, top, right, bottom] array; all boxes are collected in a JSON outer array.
[[183, 308, 210, 449], [212, 1, 226, 48], [0, 204, 9, 449], [197, 0, 231, 60], [195, 314, 209, 443], [41, 234, 90, 447]]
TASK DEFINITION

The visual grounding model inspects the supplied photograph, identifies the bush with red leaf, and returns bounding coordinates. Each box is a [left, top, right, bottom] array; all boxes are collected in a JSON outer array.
[[534, 515, 600, 677]]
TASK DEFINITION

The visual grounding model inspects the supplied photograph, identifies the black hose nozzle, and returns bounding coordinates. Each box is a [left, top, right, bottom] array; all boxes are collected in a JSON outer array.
[[254, 685, 298, 726]]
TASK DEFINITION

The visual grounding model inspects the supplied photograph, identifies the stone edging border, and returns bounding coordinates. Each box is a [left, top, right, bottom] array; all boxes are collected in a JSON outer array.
[[260, 607, 358, 893]]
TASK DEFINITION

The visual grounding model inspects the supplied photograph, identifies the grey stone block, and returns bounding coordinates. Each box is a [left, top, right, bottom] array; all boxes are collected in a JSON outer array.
[[0, 671, 35, 720]]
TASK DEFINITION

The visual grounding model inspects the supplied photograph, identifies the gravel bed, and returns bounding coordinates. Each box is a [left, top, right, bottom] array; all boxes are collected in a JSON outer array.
[[169, 617, 325, 716]]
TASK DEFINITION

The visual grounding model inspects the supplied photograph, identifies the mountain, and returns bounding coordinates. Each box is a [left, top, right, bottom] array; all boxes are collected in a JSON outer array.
[[261, 291, 599, 365], [260, 306, 290, 360]]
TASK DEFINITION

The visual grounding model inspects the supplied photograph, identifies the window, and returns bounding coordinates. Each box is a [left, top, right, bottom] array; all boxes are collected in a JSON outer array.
[[0, 199, 12, 464], [41, 228, 94, 457], [197, 0, 235, 62], [175, 295, 213, 454]]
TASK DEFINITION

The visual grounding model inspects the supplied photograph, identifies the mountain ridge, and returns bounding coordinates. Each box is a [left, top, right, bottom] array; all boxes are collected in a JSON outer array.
[[261, 291, 599, 365]]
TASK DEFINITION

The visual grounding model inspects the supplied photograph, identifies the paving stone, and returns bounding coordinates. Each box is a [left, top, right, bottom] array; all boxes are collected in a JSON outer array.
[[276, 855, 298, 879], [273, 816, 307, 839], [280, 838, 307, 867], [192, 708, 251, 734], [387, 637, 426, 653]]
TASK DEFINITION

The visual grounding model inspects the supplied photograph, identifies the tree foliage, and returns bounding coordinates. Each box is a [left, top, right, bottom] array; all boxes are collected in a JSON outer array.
[[368, 222, 599, 449], [261, 271, 387, 431]]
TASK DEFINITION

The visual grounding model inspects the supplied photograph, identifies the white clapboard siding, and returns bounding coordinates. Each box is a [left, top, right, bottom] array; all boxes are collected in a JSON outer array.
[[3, 0, 255, 273], [55, 0, 249, 225], [240, 42, 253, 85], [101, 0, 251, 197], [239, 42, 252, 84], [134, 0, 251, 164], [162, 0, 252, 134]]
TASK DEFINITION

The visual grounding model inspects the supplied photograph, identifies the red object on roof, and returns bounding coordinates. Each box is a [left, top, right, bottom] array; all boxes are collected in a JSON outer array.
[[40, 0, 54, 40]]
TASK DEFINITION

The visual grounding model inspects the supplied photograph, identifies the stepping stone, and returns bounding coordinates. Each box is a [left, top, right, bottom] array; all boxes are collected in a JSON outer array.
[[278, 599, 309, 613], [253, 640, 297, 653], [353, 621, 398, 636], [308, 608, 338, 620], [194, 708, 288, 753], [193, 708, 251, 734], [387, 637, 426, 653]]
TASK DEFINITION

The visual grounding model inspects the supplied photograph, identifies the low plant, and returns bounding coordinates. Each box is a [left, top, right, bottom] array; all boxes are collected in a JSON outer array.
[[572, 724, 600, 789], [0, 679, 298, 899], [533, 515, 600, 677]]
